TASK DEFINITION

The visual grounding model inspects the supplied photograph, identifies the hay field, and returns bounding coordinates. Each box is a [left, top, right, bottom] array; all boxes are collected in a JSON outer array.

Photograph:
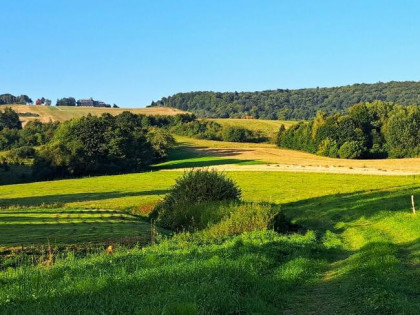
[[173, 136, 420, 175], [6, 105, 185, 125]]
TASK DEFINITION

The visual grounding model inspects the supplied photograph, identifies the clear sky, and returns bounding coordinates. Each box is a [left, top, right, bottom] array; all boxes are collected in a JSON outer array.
[[1, 0, 419, 107]]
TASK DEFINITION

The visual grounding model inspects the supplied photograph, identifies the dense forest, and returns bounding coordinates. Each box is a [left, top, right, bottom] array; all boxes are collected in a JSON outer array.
[[150, 81, 420, 120], [276, 101, 420, 159]]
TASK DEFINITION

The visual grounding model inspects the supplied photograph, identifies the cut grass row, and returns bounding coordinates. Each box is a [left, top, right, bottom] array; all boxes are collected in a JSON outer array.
[[0, 171, 418, 211], [0, 208, 152, 247], [0, 178, 418, 313], [0, 169, 418, 249]]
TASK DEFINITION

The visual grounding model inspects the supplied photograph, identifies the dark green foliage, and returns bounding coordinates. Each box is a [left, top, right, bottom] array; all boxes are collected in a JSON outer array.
[[277, 101, 420, 159], [0, 93, 32, 105], [0, 128, 20, 151], [33, 114, 157, 178], [150, 169, 241, 231], [222, 126, 252, 142], [19, 120, 59, 146], [0, 107, 22, 130], [338, 141, 364, 159], [8, 146, 36, 159], [383, 105, 420, 158], [56, 97, 76, 106], [146, 127, 176, 158], [150, 81, 420, 120], [171, 120, 223, 140]]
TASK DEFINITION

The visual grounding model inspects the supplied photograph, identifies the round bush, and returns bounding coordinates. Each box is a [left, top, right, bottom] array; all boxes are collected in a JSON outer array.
[[150, 169, 241, 230], [338, 141, 364, 159]]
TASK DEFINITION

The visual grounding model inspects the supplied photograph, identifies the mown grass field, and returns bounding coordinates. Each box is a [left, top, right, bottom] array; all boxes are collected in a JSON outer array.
[[0, 169, 419, 313], [8, 104, 185, 125], [0, 208, 152, 247]]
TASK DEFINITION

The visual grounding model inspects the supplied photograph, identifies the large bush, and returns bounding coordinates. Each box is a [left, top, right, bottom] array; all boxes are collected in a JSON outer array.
[[150, 169, 241, 230]]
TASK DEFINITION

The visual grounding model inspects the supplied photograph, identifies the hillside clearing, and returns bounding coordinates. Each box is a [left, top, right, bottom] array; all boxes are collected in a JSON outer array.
[[6, 105, 185, 125]]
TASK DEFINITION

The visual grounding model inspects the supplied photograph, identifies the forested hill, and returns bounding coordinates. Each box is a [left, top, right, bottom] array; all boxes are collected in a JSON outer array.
[[149, 81, 420, 120]]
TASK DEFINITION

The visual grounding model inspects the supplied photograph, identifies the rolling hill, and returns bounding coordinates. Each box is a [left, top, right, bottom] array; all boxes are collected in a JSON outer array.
[[150, 81, 420, 119], [6, 105, 186, 126]]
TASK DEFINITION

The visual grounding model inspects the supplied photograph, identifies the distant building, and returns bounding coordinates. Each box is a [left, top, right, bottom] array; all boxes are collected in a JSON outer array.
[[77, 98, 110, 107]]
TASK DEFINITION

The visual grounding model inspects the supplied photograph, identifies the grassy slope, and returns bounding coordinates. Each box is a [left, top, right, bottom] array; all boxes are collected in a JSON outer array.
[[0, 172, 418, 313], [7, 104, 185, 125], [0, 171, 418, 247], [0, 135, 419, 313]]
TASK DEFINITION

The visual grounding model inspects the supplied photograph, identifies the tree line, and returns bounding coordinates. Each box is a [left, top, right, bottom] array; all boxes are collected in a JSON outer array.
[[0, 108, 266, 182], [276, 101, 420, 159], [0, 94, 32, 105], [150, 81, 420, 120]]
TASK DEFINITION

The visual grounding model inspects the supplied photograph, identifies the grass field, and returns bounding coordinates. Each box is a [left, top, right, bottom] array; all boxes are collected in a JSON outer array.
[[0, 169, 418, 313], [7, 104, 185, 125], [0, 130, 419, 313], [0, 208, 152, 247]]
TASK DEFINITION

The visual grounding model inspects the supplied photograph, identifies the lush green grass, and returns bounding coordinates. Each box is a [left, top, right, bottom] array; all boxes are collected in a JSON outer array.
[[0, 208, 152, 247], [153, 144, 263, 170], [0, 186, 418, 313], [0, 167, 419, 313], [0, 171, 417, 210]]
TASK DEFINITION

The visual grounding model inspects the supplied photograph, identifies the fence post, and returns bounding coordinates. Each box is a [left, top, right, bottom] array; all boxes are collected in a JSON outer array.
[[412, 195, 416, 214]]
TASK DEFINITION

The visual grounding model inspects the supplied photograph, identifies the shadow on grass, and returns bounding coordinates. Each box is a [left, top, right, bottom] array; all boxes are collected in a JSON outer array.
[[0, 164, 33, 186], [153, 143, 260, 170], [2, 233, 418, 314], [153, 158, 258, 170], [0, 190, 169, 208], [282, 185, 420, 231]]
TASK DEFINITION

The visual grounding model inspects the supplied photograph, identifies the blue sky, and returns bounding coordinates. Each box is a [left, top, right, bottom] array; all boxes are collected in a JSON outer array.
[[1, 1, 419, 107]]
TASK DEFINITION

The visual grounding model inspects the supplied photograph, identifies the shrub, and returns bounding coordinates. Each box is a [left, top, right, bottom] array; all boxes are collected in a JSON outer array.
[[150, 169, 241, 230], [9, 146, 36, 159], [338, 141, 364, 159], [201, 202, 282, 239], [222, 126, 251, 142], [316, 138, 338, 157]]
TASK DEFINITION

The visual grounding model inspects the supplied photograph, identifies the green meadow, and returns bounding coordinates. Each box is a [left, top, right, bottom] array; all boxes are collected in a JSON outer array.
[[0, 143, 419, 313]]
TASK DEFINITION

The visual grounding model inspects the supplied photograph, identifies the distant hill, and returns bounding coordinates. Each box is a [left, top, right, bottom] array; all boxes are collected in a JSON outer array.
[[4, 105, 186, 126], [149, 81, 420, 120]]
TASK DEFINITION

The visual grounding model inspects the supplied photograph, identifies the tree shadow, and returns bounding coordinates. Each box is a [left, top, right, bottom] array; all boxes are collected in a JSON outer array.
[[0, 190, 169, 208], [153, 158, 257, 170], [281, 185, 420, 231]]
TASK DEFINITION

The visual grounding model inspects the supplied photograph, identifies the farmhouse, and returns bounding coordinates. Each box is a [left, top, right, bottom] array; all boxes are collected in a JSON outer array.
[[77, 98, 110, 107]]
